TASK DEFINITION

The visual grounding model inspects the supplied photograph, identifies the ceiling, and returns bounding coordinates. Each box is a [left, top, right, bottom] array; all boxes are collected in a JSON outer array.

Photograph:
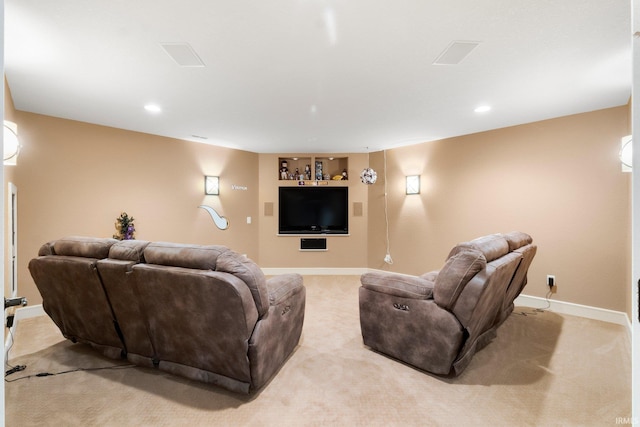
[[4, 0, 632, 154]]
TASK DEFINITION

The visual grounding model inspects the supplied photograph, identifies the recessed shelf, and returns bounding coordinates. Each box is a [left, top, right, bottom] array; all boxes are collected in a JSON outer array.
[[278, 156, 349, 182]]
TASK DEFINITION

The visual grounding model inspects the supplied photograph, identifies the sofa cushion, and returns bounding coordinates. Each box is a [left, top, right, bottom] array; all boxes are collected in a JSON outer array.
[[108, 240, 151, 262], [449, 234, 508, 262], [434, 249, 486, 311], [216, 251, 269, 316], [53, 236, 118, 259], [143, 242, 228, 270], [502, 231, 533, 251], [38, 241, 56, 256]]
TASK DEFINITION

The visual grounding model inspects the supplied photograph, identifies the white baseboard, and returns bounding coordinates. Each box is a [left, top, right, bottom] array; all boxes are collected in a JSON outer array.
[[13, 304, 45, 321], [5, 304, 46, 359], [515, 294, 631, 333]]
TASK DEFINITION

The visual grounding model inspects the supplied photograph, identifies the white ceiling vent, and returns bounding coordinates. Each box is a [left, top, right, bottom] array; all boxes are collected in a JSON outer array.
[[433, 41, 480, 65], [160, 43, 205, 67]]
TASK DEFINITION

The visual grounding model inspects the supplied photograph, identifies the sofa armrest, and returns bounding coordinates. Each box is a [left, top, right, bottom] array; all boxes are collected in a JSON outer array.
[[360, 271, 434, 299], [266, 274, 304, 305]]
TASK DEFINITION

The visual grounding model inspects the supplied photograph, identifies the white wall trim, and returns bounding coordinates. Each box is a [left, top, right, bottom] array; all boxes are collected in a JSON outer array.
[[514, 294, 630, 332], [5, 305, 46, 361], [14, 304, 45, 321]]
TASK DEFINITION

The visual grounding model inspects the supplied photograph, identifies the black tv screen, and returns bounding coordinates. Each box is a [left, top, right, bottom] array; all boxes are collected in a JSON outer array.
[[279, 186, 349, 234]]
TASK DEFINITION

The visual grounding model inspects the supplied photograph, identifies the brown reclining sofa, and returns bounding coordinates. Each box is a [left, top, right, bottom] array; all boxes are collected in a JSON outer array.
[[28, 236, 306, 393], [359, 232, 536, 376]]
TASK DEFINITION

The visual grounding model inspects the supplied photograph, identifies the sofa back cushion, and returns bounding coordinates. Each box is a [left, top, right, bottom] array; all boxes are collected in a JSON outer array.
[[108, 240, 151, 262], [448, 234, 509, 262], [434, 249, 486, 311], [502, 231, 532, 252], [53, 236, 118, 259], [143, 242, 228, 270], [216, 251, 269, 317], [28, 251, 124, 357], [132, 265, 258, 380]]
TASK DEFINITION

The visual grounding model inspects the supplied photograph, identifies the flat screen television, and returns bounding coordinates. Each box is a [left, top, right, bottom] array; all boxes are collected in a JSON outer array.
[[278, 186, 349, 234]]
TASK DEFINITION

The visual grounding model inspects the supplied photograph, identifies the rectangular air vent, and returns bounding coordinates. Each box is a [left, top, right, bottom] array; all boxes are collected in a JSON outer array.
[[433, 41, 480, 65], [160, 43, 205, 67]]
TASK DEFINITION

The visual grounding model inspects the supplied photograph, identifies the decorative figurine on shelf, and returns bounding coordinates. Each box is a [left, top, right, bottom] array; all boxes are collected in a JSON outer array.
[[315, 161, 323, 180], [295, 168, 300, 179], [342, 169, 348, 180], [280, 160, 289, 180], [113, 212, 135, 240], [305, 164, 311, 180]]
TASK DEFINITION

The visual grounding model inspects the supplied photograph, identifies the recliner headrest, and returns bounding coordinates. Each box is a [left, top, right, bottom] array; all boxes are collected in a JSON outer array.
[[109, 240, 151, 263], [501, 231, 533, 251], [143, 242, 229, 270], [52, 236, 118, 259], [448, 234, 509, 263]]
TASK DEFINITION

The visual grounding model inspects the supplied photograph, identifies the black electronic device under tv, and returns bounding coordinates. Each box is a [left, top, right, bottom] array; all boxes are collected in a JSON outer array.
[[278, 186, 348, 234]]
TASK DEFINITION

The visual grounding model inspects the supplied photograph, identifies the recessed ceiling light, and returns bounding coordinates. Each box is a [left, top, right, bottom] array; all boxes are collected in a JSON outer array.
[[474, 105, 491, 113], [144, 104, 162, 113]]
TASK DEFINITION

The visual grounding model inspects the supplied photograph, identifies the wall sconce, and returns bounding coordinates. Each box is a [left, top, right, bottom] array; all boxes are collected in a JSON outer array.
[[3, 121, 20, 165], [204, 176, 219, 195], [620, 135, 632, 172], [406, 175, 420, 194]]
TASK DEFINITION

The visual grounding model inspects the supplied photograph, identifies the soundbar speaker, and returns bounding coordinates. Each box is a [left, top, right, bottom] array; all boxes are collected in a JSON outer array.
[[300, 238, 327, 251]]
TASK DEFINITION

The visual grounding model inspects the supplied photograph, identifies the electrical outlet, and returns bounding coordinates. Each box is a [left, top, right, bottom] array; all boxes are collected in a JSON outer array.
[[546, 275, 556, 293]]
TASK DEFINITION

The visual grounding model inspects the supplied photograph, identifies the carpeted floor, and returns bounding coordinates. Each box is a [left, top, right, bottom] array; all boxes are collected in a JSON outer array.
[[4, 276, 632, 426]]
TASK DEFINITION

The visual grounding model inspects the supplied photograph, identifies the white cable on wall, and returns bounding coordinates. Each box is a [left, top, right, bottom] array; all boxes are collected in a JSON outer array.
[[383, 149, 393, 264]]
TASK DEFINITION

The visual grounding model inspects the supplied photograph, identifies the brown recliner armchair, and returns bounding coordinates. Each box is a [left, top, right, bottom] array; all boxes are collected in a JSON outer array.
[[359, 232, 535, 376]]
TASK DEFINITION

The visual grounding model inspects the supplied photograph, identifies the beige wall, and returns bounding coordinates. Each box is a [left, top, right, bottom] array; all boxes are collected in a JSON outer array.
[[4, 90, 632, 315], [368, 106, 631, 313], [12, 111, 259, 306]]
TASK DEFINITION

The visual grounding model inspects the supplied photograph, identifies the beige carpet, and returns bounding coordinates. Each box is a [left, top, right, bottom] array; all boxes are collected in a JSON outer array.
[[5, 276, 631, 426]]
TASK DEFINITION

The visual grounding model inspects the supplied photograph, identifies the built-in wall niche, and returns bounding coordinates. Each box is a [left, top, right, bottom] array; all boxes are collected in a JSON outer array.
[[278, 156, 348, 181]]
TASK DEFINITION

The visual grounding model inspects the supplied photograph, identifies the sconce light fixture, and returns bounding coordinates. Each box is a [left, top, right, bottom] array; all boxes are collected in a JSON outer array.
[[3, 121, 20, 165], [620, 135, 632, 172], [204, 175, 220, 195], [406, 175, 420, 194]]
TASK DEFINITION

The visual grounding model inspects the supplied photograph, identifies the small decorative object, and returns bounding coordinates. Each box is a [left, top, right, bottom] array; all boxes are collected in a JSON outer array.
[[360, 168, 377, 185], [113, 212, 135, 240], [198, 205, 230, 230], [315, 161, 323, 180], [280, 161, 289, 180], [305, 164, 311, 180], [342, 169, 348, 180]]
